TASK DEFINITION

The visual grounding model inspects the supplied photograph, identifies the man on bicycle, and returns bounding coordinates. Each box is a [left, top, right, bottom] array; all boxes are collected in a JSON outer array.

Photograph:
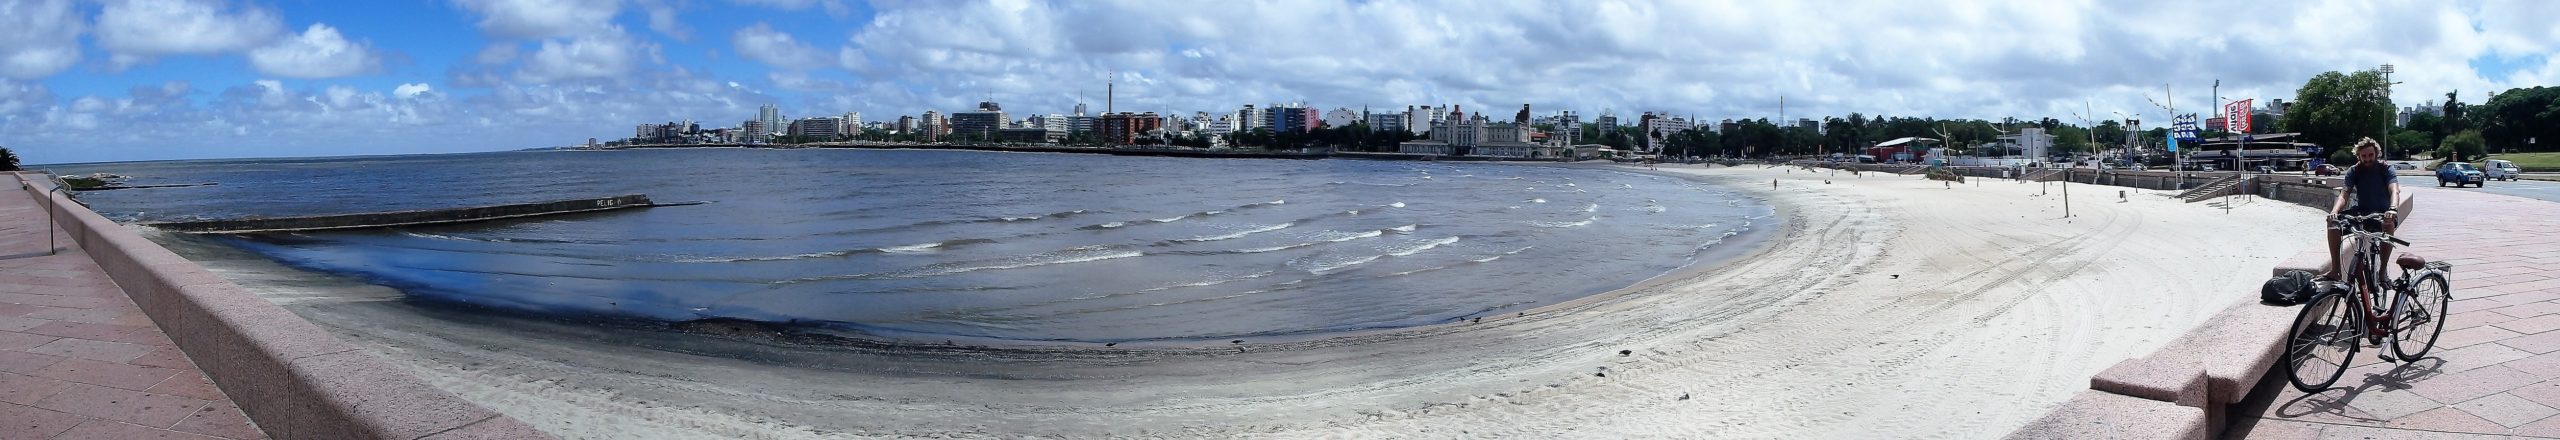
[[2325, 137, 2403, 281]]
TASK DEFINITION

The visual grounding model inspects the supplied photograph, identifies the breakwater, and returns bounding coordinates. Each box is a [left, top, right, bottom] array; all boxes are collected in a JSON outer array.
[[147, 194, 668, 233]]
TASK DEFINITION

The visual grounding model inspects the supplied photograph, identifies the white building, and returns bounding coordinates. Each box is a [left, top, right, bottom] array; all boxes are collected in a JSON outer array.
[[1366, 111, 1405, 133], [1997, 127, 2058, 160], [1324, 107, 1361, 128], [758, 104, 784, 135]]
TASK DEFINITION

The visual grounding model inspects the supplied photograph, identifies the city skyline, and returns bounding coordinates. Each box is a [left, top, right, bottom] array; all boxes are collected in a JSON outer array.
[[4, 0, 2559, 164]]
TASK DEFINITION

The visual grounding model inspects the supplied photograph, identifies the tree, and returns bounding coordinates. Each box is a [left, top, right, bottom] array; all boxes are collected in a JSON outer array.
[[2439, 129, 2486, 163], [0, 147, 16, 171], [2388, 129, 2432, 160], [2475, 86, 2560, 152], [2279, 69, 2396, 159]]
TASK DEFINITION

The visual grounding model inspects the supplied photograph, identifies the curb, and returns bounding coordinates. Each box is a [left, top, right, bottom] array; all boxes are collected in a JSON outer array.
[[11, 173, 552, 440]]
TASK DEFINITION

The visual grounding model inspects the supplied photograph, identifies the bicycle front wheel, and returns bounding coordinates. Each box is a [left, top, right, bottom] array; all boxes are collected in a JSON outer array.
[[2392, 274, 2453, 361], [2286, 293, 2358, 392]]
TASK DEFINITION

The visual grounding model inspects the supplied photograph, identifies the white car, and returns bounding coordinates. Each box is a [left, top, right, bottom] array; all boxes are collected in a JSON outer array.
[[2484, 159, 2522, 181]]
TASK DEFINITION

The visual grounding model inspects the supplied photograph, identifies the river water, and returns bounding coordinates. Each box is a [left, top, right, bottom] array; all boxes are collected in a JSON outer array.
[[57, 149, 1769, 345]]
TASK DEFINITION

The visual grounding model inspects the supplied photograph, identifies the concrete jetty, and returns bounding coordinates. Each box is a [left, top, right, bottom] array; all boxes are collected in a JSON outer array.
[[145, 194, 682, 234]]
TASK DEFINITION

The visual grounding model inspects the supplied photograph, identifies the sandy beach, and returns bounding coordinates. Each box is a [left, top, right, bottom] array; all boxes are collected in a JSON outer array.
[[164, 163, 2322, 438]]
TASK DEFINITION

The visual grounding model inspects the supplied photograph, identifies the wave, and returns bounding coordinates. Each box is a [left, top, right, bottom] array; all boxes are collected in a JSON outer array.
[[1385, 236, 1461, 257], [1172, 223, 1294, 243], [1306, 255, 1382, 274], [1320, 230, 1385, 242], [1644, 205, 1668, 213], [1389, 224, 1417, 233], [1079, 221, 1129, 230], [1133, 270, 1279, 293], [1388, 202, 1406, 208], [1530, 216, 1598, 228], [1583, 203, 1600, 213], [1529, 198, 1547, 204], [778, 246, 1142, 283], [1151, 215, 1190, 223], [673, 238, 998, 263]]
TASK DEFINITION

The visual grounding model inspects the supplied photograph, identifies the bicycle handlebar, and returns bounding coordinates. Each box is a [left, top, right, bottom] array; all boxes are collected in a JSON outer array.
[[2331, 212, 2411, 246]]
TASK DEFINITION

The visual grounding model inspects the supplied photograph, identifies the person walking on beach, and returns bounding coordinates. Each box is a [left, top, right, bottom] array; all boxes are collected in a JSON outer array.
[[2323, 138, 2402, 281]]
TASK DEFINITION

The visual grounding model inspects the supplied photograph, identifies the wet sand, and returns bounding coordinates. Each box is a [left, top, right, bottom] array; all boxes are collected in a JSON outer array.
[[159, 164, 2320, 438]]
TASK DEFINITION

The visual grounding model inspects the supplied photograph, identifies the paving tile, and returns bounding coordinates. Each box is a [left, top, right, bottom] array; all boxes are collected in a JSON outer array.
[[2433, 339, 2538, 374], [0, 332, 56, 351], [2516, 408, 2560, 437], [0, 403, 85, 439], [2511, 380, 2560, 415], [109, 329, 176, 347], [145, 373, 224, 402], [2496, 302, 2560, 323], [2383, 405, 2512, 434], [2411, 365, 2543, 406], [20, 307, 133, 326], [169, 401, 261, 440], [32, 383, 206, 428], [24, 338, 152, 364], [2447, 309, 2521, 332], [0, 351, 62, 375], [20, 321, 140, 341], [53, 419, 224, 440], [0, 317, 45, 333], [2499, 314, 2560, 336], [33, 358, 179, 392], [0, 293, 112, 310], [2437, 325, 2526, 351], [2451, 393, 2560, 428], [127, 348, 192, 370], [0, 373, 70, 406]]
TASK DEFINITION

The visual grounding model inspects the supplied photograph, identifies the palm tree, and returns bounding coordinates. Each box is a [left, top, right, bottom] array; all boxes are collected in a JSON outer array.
[[0, 146, 19, 171]]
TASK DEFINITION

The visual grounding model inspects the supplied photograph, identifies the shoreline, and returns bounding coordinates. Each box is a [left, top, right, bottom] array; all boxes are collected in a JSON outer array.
[[154, 162, 2316, 438]]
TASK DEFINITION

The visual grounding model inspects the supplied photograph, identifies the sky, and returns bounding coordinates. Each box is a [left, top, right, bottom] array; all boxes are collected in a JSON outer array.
[[4, 0, 2560, 165]]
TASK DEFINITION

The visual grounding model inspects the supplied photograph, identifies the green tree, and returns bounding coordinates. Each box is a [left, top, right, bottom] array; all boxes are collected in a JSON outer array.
[[2388, 129, 2432, 159], [2439, 129, 2487, 163], [2279, 69, 2396, 159], [2475, 86, 2560, 152], [0, 146, 16, 171]]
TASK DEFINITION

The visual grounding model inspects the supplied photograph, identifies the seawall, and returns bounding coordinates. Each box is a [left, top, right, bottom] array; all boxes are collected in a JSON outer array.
[[145, 194, 657, 234], [10, 173, 551, 440]]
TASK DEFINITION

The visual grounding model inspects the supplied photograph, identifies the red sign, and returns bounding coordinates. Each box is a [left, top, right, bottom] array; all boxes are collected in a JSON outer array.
[[2225, 99, 2253, 133]]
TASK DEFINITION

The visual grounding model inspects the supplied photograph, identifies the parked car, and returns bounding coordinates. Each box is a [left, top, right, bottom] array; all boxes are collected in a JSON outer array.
[[2437, 162, 2486, 187], [2484, 159, 2522, 181], [2389, 161, 2419, 171], [2314, 164, 2342, 176]]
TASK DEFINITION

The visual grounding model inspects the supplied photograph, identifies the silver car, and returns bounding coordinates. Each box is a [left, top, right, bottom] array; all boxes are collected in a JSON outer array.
[[2485, 159, 2522, 181]]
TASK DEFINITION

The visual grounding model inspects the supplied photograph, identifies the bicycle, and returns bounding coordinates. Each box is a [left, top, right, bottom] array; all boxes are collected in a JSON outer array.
[[2283, 211, 2456, 392]]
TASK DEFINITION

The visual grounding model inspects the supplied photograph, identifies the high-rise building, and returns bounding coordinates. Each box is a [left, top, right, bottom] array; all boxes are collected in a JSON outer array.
[[789, 117, 842, 139], [740, 120, 769, 143], [895, 115, 917, 133], [757, 104, 783, 135], [921, 110, 947, 141], [1271, 105, 1319, 133], [1595, 111, 1619, 137], [951, 102, 1008, 141], [1557, 110, 1583, 145], [1366, 112, 1405, 134], [1239, 105, 1268, 131], [840, 112, 863, 135], [1099, 112, 1163, 145]]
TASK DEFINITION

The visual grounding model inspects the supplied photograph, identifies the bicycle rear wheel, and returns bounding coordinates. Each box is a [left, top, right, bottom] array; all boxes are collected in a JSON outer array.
[[2286, 293, 2357, 392], [2391, 274, 2453, 361]]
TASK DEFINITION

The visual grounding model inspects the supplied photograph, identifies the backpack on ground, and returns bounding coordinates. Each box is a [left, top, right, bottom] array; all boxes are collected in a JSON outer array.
[[2261, 270, 2316, 306]]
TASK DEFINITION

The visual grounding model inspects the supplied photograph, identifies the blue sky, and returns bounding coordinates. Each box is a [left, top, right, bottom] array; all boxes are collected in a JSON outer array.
[[5, 0, 2560, 165]]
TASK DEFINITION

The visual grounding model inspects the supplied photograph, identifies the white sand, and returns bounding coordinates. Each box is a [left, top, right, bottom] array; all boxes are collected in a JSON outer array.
[[178, 164, 2324, 439]]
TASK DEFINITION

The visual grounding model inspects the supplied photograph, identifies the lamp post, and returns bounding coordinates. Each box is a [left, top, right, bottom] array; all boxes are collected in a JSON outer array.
[[2380, 64, 2395, 157]]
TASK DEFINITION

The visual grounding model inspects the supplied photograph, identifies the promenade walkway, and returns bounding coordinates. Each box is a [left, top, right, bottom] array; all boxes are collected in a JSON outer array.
[[0, 185, 263, 438], [2228, 186, 2560, 437]]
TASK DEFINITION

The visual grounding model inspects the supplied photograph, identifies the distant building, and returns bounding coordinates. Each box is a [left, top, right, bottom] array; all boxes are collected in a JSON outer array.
[[840, 112, 863, 134], [1270, 105, 1319, 133], [1239, 105, 1268, 131], [921, 110, 947, 141], [1099, 112, 1163, 145], [1365, 111, 1405, 133], [999, 127, 1067, 143], [740, 120, 769, 143], [1595, 111, 1619, 138], [1556, 110, 1582, 145], [895, 116, 917, 134], [950, 101, 1007, 141], [1996, 127, 2057, 160], [1639, 112, 1692, 153], [757, 104, 783, 135], [788, 117, 842, 139], [1324, 107, 1361, 128]]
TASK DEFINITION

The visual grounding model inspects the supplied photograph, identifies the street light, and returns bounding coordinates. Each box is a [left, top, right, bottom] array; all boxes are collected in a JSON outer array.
[[2380, 64, 2396, 157]]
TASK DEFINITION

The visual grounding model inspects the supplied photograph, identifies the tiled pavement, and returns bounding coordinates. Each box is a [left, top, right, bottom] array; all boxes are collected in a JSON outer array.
[[0, 184, 263, 439], [2228, 186, 2560, 438]]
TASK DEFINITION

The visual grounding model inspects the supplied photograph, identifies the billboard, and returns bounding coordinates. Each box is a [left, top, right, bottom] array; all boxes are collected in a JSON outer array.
[[2224, 99, 2253, 133]]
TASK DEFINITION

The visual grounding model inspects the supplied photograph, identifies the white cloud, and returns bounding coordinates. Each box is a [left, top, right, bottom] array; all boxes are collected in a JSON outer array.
[[452, 0, 622, 40], [395, 83, 436, 99], [640, 0, 689, 41], [730, 0, 850, 17], [519, 32, 644, 82], [0, 0, 84, 79], [94, 0, 285, 60], [248, 24, 381, 79], [732, 23, 828, 70], [476, 44, 522, 64]]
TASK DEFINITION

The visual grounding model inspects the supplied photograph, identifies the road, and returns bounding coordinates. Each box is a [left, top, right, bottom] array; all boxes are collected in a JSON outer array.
[[2433, 175, 2560, 203]]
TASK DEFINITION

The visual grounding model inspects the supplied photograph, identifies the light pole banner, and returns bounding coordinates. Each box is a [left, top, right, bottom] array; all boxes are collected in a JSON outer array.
[[2225, 99, 2253, 133]]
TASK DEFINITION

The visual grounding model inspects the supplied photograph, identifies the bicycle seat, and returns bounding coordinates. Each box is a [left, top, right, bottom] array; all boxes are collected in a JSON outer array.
[[2397, 253, 2429, 271]]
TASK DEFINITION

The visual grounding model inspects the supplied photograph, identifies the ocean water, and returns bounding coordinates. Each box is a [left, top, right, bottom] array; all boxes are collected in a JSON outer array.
[[57, 149, 1770, 344]]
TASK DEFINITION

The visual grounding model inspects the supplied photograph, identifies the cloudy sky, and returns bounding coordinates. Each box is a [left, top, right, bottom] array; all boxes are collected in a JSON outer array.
[[2, 0, 2557, 164]]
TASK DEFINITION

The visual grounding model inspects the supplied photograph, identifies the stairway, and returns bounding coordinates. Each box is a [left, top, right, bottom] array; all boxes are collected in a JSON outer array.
[[2175, 175, 2246, 202]]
